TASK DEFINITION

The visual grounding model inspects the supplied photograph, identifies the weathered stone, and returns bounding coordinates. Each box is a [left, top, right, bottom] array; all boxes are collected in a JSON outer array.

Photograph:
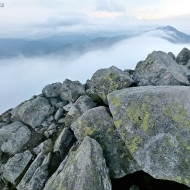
[[186, 59, 190, 69], [54, 108, 63, 121], [11, 97, 51, 129], [71, 106, 139, 178], [123, 69, 134, 77], [54, 127, 76, 159], [55, 101, 68, 109], [65, 95, 96, 127], [3, 150, 32, 184], [46, 107, 54, 116], [176, 48, 190, 65], [33, 139, 53, 155], [41, 115, 53, 128], [63, 102, 73, 112], [86, 66, 134, 104], [65, 105, 80, 127], [108, 86, 190, 187], [60, 79, 86, 102], [49, 98, 58, 106], [42, 82, 62, 98], [17, 153, 51, 190], [0, 109, 12, 128], [133, 51, 190, 86], [0, 122, 31, 155], [168, 52, 175, 60], [44, 123, 56, 138], [43, 136, 112, 190], [58, 118, 65, 124]]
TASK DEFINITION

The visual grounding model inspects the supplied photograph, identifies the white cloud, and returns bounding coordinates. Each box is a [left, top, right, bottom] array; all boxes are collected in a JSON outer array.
[[95, 0, 126, 12], [1, 34, 190, 114]]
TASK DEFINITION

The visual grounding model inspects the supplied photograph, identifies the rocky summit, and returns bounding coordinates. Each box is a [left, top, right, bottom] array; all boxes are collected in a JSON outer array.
[[1, 48, 190, 190]]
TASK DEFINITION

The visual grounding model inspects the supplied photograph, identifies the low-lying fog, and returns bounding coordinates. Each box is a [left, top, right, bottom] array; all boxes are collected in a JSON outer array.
[[1, 34, 190, 114]]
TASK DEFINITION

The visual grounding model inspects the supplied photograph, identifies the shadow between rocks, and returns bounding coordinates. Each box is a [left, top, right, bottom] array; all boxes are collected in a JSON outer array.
[[111, 170, 190, 190]]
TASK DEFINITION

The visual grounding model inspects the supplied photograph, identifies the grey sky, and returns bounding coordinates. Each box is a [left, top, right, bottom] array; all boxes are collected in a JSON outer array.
[[1, 0, 190, 38]]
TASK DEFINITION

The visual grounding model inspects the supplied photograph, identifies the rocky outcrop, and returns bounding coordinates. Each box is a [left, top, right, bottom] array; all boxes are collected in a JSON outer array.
[[65, 95, 96, 126], [42, 83, 62, 98], [43, 136, 112, 190], [0, 122, 31, 155], [60, 79, 86, 102], [133, 51, 190, 86], [71, 106, 140, 178], [176, 47, 190, 65], [108, 86, 190, 187], [86, 66, 134, 104], [3, 150, 32, 184], [11, 97, 51, 129], [17, 152, 51, 190], [1, 48, 190, 190], [53, 127, 76, 159], [168, 52, 175, 60]]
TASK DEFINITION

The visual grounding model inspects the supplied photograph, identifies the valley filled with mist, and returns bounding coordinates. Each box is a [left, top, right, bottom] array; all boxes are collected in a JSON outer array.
[[1, 26, 190, 113]]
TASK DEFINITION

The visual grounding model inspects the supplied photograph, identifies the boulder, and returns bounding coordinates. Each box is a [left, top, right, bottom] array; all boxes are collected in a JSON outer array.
[[54, 108, 63, 121], [176, 48, 190, 65], [65, 95, 96, 126], [17, 153, 51, 190], [186, 59, 190, 69], [43, 136, 112, 190], [44, 123, 57, 138], [11, 97, 51, 129], [3, 150, 32, 184], [0, 109, 12, 128], [86, 66, 134, 104], [123, 69, 134, 77], [132, 51, 190, 86], [42, 82, 62, 98], [63, 102, 73, 112], [55, 101, 68, 109], [33, 139, 53, 155], [0, 122, 31, 155], [71, 106, 139, 178], [60, 79, 86, 102], [49, 98, 58, 106], [54, 127, 76, 159], [168, 52, 175, 60], [108, 86, 190, 187]]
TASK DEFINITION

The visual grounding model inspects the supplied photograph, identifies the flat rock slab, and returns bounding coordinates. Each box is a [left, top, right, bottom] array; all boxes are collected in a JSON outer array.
[[71, 106, 139, 178], [11, 97, 51, 129], [108, 86, 190, 187], [3, 150, 32, 185], [133, 51, 190, 86], [43, 136, 112, 190], [0, 122, 31, 155], [17, 153, 51, 190]]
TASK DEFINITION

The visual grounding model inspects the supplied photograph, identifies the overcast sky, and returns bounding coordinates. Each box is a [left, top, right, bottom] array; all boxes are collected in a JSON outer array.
[[1, 0, 190, 38], [1, 1, 190, 113]]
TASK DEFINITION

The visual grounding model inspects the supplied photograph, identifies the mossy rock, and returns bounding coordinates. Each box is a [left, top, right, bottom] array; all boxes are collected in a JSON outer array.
[[108, 86, 190, 187], [86, 66, 134, 104], [43, 136, 112, 190], [71, 106, 140, 178]]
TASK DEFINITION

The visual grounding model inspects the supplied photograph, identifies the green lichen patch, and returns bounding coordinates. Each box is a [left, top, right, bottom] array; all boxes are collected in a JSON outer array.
[[126, 101, 152, 132]]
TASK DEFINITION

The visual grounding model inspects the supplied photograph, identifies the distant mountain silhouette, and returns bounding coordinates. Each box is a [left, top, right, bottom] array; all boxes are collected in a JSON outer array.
[[0, 34, 129, 59], [0, 26, 190, 59], [145, 25, 190, 43]]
